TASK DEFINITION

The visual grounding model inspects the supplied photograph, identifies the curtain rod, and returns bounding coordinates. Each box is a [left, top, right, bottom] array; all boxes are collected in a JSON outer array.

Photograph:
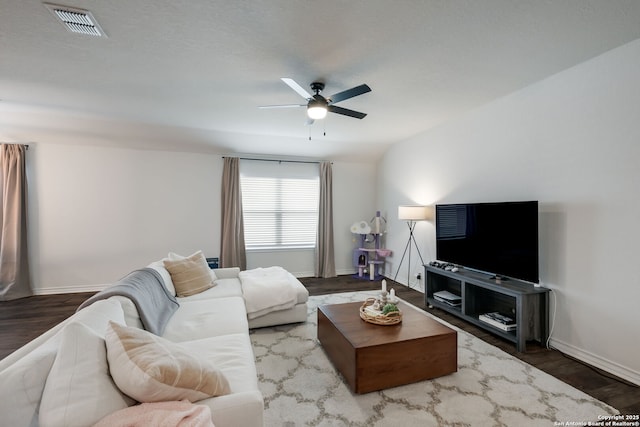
[[222, 156, 330, 165], [0, 143, 29, 150]]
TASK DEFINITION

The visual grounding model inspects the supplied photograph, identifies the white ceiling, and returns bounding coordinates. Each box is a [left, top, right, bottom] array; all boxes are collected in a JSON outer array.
[[2, 1, 640, 161]]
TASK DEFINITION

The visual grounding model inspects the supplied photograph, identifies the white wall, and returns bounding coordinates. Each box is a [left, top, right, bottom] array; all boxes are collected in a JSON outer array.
[[378, 39, 640, 385], [333, 161, 379, 275], [27, 144, 222, 293], [27, 145, 377, 292]]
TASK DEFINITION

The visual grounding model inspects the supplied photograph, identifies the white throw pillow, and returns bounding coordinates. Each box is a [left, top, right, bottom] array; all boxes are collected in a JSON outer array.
[[105, 321, 231, 403], [39, 322, 134, 427]]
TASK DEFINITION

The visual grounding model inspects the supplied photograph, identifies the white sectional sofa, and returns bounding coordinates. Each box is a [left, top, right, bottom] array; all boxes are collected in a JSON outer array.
[[0, 259, 309, 427]]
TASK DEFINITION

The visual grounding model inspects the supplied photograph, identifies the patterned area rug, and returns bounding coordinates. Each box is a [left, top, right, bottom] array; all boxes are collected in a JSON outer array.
[[250, 291, 618, 426]]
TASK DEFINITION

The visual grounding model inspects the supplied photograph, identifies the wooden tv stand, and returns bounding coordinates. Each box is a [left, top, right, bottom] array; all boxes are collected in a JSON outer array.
[[424, 265, 550, 352]]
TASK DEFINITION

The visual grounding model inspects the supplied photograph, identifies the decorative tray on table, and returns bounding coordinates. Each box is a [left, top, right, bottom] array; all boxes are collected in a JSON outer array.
[[359, 297, 402, 326]]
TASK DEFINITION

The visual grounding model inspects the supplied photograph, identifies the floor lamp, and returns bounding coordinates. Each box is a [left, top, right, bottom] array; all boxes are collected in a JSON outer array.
[[394, 205, 429, 288]]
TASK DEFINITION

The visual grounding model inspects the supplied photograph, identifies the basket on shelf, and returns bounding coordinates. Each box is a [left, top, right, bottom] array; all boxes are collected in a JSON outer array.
[[359, 297, 402, 325]]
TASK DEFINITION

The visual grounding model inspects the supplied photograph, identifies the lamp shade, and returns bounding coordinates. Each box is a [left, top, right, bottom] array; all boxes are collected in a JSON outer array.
[[398, 205, 429, 221]]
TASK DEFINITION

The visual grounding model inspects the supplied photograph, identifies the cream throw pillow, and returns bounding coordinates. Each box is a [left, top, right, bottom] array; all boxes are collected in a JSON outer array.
[[105, 321, 231, 403], [163, 250, 214, 297]]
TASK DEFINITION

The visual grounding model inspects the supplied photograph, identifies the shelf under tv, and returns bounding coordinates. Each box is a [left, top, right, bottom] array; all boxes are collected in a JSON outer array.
[[424, 265, 550, 352]]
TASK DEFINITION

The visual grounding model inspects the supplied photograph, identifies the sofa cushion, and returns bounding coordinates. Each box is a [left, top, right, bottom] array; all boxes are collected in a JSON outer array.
[[39, 322, 134, 427], [164, 251, 215, 297], [105, 321, 231, 403], [162, 296, 248, 342], [181, 334, 263, 427], [0, 345, 57, 427], [179, 334, 259, 393], [211, 267, 240, 279], [0, 299, 126, 427], [179, 277, 243, 302]]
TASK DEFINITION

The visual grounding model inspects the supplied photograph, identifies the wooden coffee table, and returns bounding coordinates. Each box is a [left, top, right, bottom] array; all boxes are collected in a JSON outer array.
[[317, 300, 457, 394]]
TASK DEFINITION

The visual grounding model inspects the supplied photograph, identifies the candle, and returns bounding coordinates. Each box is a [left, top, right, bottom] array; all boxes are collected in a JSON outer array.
[[390, 288, 395, 299], [382, 279, 387, 292]]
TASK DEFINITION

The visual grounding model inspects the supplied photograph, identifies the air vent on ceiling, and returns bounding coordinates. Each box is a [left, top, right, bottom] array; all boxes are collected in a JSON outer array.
[[44, 3, 106, 37]]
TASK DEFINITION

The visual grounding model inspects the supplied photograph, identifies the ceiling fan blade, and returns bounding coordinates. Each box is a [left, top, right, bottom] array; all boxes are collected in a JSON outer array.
[[281, 78, 312, 100], [328, 84, 371, 104], [328, 105, 367, 119], [258, 104, 305, 109]]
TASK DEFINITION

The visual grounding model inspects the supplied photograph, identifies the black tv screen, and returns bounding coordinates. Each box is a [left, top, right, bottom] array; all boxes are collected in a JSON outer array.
[[435, 201, 539, 283]]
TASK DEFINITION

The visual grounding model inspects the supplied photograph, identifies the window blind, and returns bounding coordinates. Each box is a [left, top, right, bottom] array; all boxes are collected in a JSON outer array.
[[240, 160, 319, 250]]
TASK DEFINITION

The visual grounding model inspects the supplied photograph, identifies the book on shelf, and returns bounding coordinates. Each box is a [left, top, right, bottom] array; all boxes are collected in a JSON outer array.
[[478, 312, 516, 331]]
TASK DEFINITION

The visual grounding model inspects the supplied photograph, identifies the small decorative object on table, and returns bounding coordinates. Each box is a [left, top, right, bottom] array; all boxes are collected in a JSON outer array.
[[360, 297, 402, 325], [379, 290, 388, 306], [388, 287, 399, 304]]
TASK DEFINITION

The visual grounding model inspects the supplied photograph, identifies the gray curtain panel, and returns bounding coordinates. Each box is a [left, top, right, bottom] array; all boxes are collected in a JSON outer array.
[[220, 157, 246, 270], [0, 144, 32, 300], [315, 161, 336, 278]]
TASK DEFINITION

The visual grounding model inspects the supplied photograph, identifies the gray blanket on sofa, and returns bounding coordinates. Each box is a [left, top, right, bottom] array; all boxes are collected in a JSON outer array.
[[77, 268, 179, 335]]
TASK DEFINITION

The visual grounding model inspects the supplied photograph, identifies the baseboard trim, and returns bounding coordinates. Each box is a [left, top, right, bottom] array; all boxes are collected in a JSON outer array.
[[549, 337, 640, 386], [34, 284, 110, 295], [290, 268, 358, 278], [289, 270, 315, 278]]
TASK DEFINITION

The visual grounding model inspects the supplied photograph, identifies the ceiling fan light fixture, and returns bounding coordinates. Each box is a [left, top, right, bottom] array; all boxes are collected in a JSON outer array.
[[307, 100, 327, 120]]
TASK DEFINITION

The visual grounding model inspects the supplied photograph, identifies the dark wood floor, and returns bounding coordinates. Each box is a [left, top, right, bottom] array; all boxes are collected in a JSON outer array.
[[1, 275, 638, 415]]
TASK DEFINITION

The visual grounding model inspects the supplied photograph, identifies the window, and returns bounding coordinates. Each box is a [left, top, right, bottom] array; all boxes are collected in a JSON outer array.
[[240, 160, 319, 250]]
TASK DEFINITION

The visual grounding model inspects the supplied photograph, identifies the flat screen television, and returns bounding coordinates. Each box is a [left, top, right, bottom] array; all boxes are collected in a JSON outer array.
[[435, 201, 539, 283]]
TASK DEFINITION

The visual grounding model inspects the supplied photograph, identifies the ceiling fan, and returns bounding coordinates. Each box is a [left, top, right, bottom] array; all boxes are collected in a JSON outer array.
[[259, 78, 371, 124]]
